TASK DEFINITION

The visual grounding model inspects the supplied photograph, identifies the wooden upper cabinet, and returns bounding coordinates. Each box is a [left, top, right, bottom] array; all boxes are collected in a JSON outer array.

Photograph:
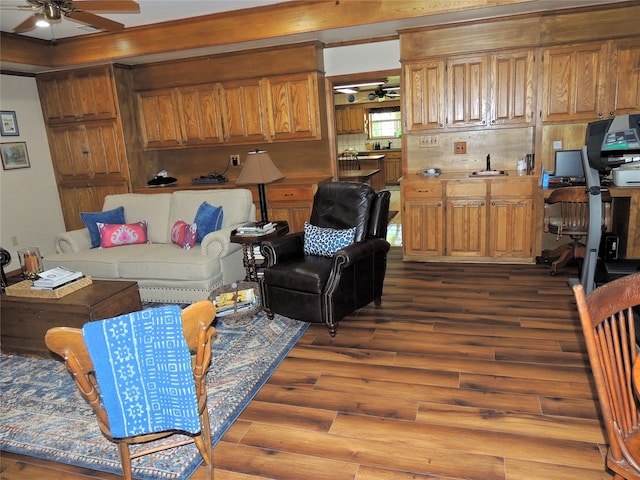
[[404, 59, 446, 131], [264, 72, 320, 141], [136, 89, 182, 148], [607, 38, 640, 116], [542, 42, 608, 122], [447, 55, 489, 128], [489, 50, 535, 126], [38, 67, 117, 124], [218, 79, 269, 144], [335, 106, 365, 134], [177, 84, 225, 146]]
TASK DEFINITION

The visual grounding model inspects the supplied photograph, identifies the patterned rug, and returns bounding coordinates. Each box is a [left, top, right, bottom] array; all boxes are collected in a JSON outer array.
[[0, 310, 308, 479]]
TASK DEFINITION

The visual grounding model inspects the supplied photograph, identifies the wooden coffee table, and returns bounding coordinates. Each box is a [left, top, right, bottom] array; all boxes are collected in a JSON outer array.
[[1, 278, 142, 359]]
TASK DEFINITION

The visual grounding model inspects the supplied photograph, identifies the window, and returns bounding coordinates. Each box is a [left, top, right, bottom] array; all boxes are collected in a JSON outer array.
[[368, 106, 401, 139]]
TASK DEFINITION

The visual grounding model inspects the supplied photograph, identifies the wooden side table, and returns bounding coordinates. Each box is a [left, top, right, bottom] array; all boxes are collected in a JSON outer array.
[[230, 221, 289, 281]]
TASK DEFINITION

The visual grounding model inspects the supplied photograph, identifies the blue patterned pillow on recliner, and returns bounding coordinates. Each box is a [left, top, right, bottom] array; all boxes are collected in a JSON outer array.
[[303, 222, 356, 257]]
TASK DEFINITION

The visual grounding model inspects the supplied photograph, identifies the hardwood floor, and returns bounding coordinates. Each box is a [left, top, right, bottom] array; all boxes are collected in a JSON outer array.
[[1, 250, 614, 480]]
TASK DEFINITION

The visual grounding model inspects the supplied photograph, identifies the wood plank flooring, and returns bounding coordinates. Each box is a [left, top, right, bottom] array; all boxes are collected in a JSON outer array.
[[1, 249, 614, 480]]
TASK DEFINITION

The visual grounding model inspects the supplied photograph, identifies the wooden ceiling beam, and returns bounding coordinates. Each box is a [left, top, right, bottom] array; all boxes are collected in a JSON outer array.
[[1, 0, 535, 68]]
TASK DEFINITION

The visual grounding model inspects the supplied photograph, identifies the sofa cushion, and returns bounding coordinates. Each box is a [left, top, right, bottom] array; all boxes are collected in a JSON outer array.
[[194, 202, 224, 243], [103, 193, 172, 244], [303, 222, 356, 257], [169, 190, 255, 234], [98, 221, 149, 248], [81, 206, 125, 248], [117, 244, 220, 282]]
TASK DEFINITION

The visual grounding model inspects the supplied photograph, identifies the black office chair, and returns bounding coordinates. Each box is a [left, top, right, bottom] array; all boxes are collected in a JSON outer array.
[[259, 182, 391, 336]]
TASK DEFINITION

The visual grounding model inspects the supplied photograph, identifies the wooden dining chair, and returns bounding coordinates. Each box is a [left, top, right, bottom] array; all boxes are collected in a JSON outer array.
[[573, 273, 640, 480], [44, 300, 217, 480]]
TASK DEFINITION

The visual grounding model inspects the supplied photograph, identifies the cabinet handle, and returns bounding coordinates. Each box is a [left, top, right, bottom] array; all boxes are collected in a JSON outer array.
[[439, 123, 444, 128], [610, 111, 615, 117], [598, 112, 603, 117], [417, 189, 430, 193], [491, 119, 496, 124], [437, 202, 442, 207], [284, 193, 293, 197], [481, 120, 487, 125], [481, 202, 485, 206], [491, 201, 496, 206]]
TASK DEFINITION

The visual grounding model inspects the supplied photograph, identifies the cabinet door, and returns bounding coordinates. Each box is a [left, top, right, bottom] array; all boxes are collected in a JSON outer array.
[[336, 106, 365, 134], [219, 79, 269, 144], [136, 89, 182, 148], [403, 199, 444, 257], [37, 67, 117, 124], [445, 198, 487, 257], [176, 84, 225, 145], [542, 42, 607, 122], [404, 60, 446, 131], [58, 183, 129, 231], [490, 50, 535, 126], [608, 38, 640, 116], [49, 122, 128, 182], [447, 55, 489, 128], [265, 73, 320, 141], [488, 197, 533, 257], [384, 151, 402, 185]]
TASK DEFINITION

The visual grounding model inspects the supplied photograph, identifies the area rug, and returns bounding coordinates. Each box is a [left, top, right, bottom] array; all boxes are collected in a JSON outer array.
[[0, 310, 308, 479]]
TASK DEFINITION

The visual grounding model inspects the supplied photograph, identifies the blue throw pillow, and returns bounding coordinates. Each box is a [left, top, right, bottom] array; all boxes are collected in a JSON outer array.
[[194, 201, 223, 243], [81, 206, 126, 248], [303, 222, 356, 257]]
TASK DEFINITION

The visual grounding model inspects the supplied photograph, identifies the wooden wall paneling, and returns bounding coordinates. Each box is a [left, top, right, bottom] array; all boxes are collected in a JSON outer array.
[[130, 43, 323, 91], [539, 4, 640, 45], [400, 16, 541, 61]]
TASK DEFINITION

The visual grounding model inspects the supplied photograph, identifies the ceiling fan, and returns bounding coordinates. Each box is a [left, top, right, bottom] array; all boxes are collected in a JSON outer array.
[[10, 0, 140, 34], [367, 85, 400, 101]]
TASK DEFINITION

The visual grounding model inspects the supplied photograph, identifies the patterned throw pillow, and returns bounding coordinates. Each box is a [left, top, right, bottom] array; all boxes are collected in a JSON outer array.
[[303, 222, 356, 257], [97, 221, 149, 248], [80, 206, 126, 248], [194, 202, 223, 243], [171, 220, 198, 250]]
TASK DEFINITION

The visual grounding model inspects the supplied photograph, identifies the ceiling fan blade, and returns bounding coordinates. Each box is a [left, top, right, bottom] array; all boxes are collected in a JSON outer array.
[[65, 10, 124, 31], [13, 14, 40, 33], [71, 1, 140, 13]]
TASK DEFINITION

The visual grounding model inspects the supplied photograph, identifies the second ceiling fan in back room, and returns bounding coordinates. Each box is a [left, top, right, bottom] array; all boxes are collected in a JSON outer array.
[[10, 0, 140, 34]]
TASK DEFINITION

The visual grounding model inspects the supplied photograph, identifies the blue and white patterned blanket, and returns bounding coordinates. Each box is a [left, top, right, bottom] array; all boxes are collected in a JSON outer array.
[[82, 305, 200, 439]]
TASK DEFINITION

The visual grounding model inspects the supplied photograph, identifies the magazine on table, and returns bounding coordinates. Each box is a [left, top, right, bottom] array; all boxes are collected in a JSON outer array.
[[236, 222, 276, 236], [32, 266, 84, 290], [214, 287, 259, 316]]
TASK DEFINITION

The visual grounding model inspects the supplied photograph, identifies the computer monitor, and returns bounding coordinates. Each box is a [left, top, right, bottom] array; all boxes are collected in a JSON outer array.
[[553, 149, 585, 181]]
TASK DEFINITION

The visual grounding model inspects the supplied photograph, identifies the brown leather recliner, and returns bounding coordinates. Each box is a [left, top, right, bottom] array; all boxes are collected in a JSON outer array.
[[259, 182, 391, 336]]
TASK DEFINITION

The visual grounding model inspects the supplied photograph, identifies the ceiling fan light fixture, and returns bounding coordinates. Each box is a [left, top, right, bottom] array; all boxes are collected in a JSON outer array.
[[44, 3, 62, 20], [35, 16, 50, 28]]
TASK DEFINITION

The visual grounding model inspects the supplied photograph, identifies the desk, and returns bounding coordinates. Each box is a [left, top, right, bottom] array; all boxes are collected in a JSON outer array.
[[541, 186, 640, 259], [340, 169, 381, 186]]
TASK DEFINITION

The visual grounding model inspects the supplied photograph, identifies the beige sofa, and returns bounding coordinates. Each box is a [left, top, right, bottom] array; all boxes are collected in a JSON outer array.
[[44, 189, 256, 304]]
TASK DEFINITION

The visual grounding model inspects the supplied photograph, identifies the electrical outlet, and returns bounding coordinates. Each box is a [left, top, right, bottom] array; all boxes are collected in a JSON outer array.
[[419, 135, 439, 148], [230, 154, 240, 166], [454, 141, 467, 154]]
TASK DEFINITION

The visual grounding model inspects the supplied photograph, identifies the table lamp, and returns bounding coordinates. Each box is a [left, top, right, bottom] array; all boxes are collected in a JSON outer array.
[[235, 150, 284, 224]]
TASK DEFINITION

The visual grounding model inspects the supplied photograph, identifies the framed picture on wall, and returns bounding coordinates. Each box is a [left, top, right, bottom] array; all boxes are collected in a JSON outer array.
[[0, 111, 19, 136], [1, 142, 30, 170]]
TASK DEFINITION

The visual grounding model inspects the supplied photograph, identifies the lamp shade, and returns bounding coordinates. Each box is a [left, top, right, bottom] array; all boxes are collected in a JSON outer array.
[[235, 150, 284, 186]]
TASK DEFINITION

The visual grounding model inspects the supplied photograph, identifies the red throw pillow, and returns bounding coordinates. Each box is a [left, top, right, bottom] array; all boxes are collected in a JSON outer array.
[[97, 221, 149, 248], [171, 220, 198, 250]]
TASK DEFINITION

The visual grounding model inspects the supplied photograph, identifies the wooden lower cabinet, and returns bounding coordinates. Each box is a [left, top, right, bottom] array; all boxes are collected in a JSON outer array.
[[402, 175, 535, 262], [384, 151, 402, 185], [263, 177, 331, 233]]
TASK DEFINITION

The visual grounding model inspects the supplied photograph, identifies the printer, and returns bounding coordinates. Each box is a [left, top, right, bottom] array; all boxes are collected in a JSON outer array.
[[612, 161, 640, 187]]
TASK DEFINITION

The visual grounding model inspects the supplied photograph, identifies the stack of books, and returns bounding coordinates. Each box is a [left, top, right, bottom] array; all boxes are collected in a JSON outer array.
[[32, 267, 84, 290], [235, 222, 276, 236], [213, 286, 259, 316]]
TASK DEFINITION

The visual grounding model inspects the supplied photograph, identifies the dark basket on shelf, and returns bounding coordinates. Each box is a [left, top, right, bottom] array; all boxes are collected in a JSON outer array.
[[209, 281, 261, 319]]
